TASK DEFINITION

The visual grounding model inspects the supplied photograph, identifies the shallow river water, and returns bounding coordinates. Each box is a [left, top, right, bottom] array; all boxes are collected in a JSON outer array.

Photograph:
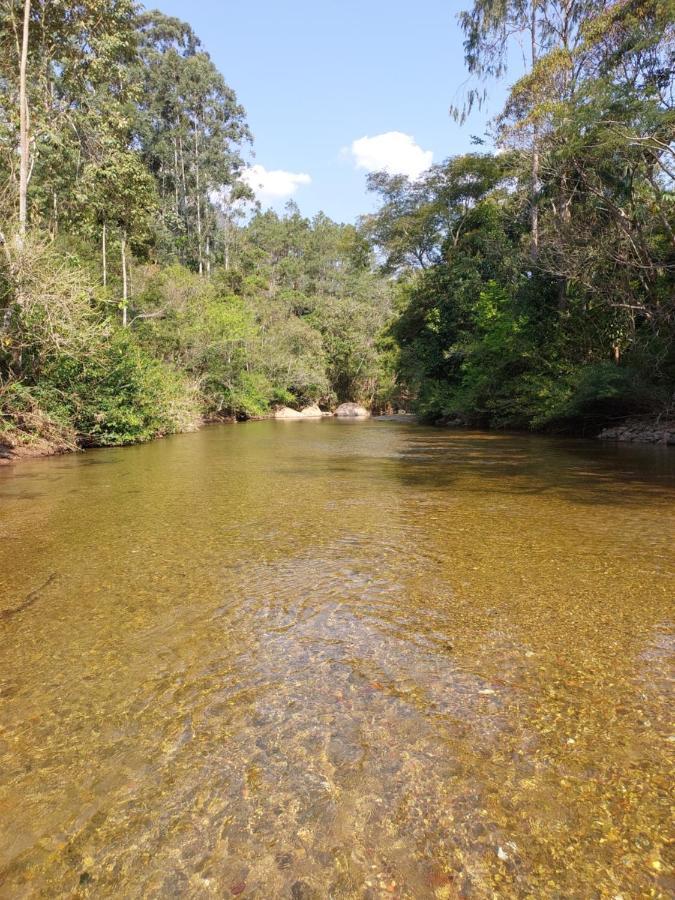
[[0, 420, 673, 899]]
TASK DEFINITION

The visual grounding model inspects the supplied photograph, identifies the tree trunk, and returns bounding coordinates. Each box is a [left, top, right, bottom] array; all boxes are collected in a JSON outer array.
[[178, 133, 188, 233], [18, 0, 31, 238], [531, 140, 540, 258], [205, 234, 211, 278], [51, 189, 58, 240], [173, 133, 180, 213], [102, 221, 107, 287], [121, 229, 128, 327], [530, 0, 540, 259], [194, 124, 203, 276]]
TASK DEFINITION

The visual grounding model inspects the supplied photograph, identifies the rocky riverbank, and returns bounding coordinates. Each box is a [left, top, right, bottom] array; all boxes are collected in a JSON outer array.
[[431, 412, 675, 446], [597, 417, 675, 445]]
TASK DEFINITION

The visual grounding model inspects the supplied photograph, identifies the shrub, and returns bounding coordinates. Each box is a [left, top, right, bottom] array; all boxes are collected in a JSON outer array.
[[43, 329, 201, 445]]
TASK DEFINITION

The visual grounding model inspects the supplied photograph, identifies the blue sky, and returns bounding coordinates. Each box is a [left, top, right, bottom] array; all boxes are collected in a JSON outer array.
[[155, 0, 513, 223]]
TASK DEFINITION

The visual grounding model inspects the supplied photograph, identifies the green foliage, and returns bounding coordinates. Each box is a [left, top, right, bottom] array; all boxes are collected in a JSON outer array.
[[0, 7, 397, 453], [0, 237, 198, 449], [41, 330, 200, 446], [1, 326, 198, 450], [79, 148, 158, 251], [2, 0, 670, 457], [544, 363, 664, 429], [0, 380, 77, 450], [133, 10, 251, 270], [233, 206, 394, 407], [366, 0, 674, 434], [377, 137, 673, 431], [132, 264, 277, 418]]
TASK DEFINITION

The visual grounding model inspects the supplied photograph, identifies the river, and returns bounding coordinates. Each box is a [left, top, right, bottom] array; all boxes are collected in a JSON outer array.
[[0, 420, 673, 898]]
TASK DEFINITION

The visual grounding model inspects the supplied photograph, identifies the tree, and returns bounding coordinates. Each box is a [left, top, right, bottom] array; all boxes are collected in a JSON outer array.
[[18, 0, 30, 238], [0, 0, 139, 237], [133, 11, 251, 271], [82, 149, 158, 325], [503, 0, 675, 340], [455, 0, 603, 253], [362, 154, 513, 273]]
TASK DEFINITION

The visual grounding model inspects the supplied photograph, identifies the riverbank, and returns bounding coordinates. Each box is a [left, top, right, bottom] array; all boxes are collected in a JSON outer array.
[[0, 404, 404, 464], [597, 416, 675, 445], [0, 414, 204, 466], [3, 410, 674, 466], [0, 420, 79, 465], [433, 413, 675, 446], [0, 438, 70, 465]]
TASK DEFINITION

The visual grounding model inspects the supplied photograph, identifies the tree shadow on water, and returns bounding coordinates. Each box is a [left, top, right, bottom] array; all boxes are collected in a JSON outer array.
[[391, 431, 675, 507]]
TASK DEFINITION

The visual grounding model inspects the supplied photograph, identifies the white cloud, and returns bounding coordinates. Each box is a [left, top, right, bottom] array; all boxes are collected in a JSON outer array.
[[241, 164, 311, 202], [348, 132, 433, 179]]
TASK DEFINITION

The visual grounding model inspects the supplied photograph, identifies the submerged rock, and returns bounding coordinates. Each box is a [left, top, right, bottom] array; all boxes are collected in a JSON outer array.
[[274, 407, 304, 419], [290, 881, 317, 900], [335, 402, 370, 418]]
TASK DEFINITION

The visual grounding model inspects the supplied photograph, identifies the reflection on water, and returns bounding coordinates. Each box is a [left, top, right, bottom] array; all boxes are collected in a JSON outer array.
[[0, 421, 673, 898]]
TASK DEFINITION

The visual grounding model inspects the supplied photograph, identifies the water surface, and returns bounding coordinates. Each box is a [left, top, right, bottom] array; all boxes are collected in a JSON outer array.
[[0, 421, 673, 898]]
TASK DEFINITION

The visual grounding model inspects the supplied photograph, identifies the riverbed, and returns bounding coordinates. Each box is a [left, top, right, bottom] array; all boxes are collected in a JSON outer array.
[[0, 420, 673, 898]]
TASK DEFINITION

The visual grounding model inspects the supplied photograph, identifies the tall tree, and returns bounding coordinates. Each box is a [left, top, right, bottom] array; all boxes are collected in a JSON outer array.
[[531, 0, 675, 333], [81, 148, 157, 324], [362, 154, 511, 273], [0, 0, 139, 235], [455, 0, 603, 253], [133, 11, 251, 271], [17, 0, 30, 238]]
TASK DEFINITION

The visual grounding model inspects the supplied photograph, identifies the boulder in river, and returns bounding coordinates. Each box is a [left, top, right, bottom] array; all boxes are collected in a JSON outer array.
[[335, 402, 370, 418], [300, 404, 323, 418], [274, 406, 304, 419]]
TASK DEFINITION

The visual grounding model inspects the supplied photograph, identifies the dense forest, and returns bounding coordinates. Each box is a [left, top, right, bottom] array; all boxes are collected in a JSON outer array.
[[0, 0, 673, 454], [365, 0, 675, 431]]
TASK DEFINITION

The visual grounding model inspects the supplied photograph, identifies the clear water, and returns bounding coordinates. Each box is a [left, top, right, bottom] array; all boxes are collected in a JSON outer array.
[[0, 420, 673, 898]]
